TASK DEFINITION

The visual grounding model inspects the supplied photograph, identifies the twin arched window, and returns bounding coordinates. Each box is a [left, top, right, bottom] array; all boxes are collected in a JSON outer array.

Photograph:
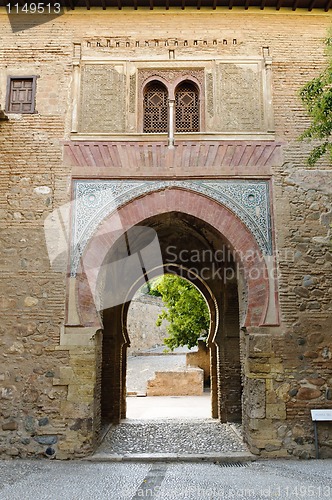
[[143, 80, 200, 134]]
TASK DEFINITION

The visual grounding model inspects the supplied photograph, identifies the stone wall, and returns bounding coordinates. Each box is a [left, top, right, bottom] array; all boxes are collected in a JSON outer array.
[[186, 340, 210, 384], [146, 368, 204, 396], [0, 9, 331, 459], [127, 293, 168, 353]]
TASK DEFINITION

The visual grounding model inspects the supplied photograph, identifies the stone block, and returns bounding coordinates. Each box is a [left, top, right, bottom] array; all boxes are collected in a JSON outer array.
[[2, 421, 18, 431], [53, 366, 75, 386], [34, 435, 58, 445], [147, 368, 204, 396], [248, 419, 278, 440], [297, 387, 321, 400], [24, 416, 36, 433], [245, 378, 266, 419], [276, 383, 291, 402], [248, 360, 271, 374], [251, 438, 282, 450], [67, 384, 94, 403], [59, 401, 90, 419], [247, 334, 272, 358], [270, 362, 284, 374], [266, 390, 277, 404], [266, 403, 286, 420]]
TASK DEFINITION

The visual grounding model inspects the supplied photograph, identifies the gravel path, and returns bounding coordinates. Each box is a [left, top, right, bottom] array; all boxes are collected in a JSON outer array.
[[98, 420, 247, 454]]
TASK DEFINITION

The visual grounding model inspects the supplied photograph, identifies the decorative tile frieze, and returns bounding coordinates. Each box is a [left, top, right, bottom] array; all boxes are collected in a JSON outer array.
[[71, 180, 272, 275]]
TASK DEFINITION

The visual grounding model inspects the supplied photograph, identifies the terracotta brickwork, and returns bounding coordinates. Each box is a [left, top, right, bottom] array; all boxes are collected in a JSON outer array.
[[0, 9, 331, 459]]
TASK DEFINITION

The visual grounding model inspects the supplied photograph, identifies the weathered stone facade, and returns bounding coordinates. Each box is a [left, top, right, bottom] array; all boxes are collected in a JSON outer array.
[[0, 9, 331, 459]]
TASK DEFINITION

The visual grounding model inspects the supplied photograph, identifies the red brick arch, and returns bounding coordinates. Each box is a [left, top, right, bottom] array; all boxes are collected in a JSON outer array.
[[76, 187, 270, 327]]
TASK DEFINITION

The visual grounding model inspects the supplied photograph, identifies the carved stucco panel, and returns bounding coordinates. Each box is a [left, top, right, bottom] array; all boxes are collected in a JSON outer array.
[[138, 68, 205, 92], [129, 73, 137, 114], [216, 63, 264, 132], [206, 72, 214, 118], [78, 64, 126, 133]]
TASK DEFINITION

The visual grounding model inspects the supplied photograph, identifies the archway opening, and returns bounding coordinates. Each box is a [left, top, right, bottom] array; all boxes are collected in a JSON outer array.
[[99, 211, 243, 427], [126, 273, 212, 419]]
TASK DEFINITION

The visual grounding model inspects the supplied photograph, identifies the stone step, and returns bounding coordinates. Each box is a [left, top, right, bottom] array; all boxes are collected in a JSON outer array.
[[85, 451, 256, 463], [93, 420, 251, 459]]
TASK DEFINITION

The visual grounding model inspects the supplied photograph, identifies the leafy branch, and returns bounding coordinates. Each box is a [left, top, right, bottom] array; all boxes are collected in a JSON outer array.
[[299, 35, 332, 166], [149, 274, 210, 351]]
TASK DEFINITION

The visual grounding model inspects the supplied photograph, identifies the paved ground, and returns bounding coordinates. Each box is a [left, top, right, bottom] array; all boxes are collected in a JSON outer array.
[[126, 393, 211, 419], [0, 458, 331, 499]]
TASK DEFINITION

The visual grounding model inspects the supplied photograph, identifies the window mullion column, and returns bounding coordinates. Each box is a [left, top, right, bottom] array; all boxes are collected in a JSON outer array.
[[168, 99, 175, 148]]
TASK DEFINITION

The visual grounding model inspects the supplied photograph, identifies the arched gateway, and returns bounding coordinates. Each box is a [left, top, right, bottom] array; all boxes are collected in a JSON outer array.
[[2, 6, 331, 461], [65, 184, 279, 446]]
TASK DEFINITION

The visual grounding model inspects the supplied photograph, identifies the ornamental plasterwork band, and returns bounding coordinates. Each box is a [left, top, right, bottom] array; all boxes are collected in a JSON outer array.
[[70, 180, 272, 276], [138, 69, 205, 91]]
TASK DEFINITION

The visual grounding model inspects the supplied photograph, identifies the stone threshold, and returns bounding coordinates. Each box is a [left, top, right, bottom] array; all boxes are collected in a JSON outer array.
[[130, 352, 188, 357], [84, 451, 256, 463]]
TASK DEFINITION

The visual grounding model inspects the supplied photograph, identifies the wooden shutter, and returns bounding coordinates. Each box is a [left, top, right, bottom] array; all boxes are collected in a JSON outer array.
[[6, 77, 36, 114]]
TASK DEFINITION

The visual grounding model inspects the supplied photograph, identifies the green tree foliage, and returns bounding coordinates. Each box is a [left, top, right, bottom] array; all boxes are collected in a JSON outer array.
[[299, 36, 332, 166], [150, 274, 210, 351]]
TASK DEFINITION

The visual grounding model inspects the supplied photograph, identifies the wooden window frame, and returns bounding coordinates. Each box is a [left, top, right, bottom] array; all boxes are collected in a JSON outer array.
[[174, 80, 200, 133], [142, 80, 169, 134], [5, 76, 37, 114]]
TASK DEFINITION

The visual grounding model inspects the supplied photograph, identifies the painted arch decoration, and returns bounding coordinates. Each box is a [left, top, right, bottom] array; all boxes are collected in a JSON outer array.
[[71, 179, 272, 276]]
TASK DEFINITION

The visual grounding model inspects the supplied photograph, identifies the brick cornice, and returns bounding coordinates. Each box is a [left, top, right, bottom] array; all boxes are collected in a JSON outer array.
[[64, 140, 283, 177]]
